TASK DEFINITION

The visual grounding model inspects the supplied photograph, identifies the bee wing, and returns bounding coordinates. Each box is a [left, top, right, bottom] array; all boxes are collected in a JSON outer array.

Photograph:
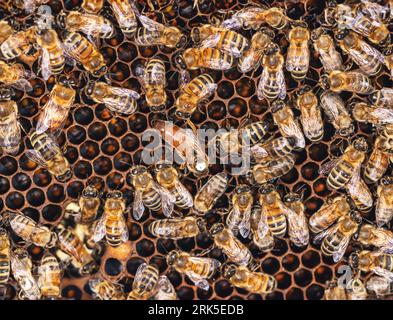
[[250, 144, 269, 161], [178, 70, 190, 89], [133, 262, 148, 290], [138, 15, 165, 33], [333, 234, 351, 263], [25, 149, 48, 168], [40, 48, 51, 81], [36, 100, 70, 137], [319, 158, 341, 176], [220, 17, 243, 30], [11, 79, 33, 92], [346, 168, 373, 209], [359, 41, 385, 64], [373, 267, 393, 282], [132, 190, 145, 221], [277, 70, 287, 100], [257, 68, 269, 100], [239, 209, 251, 239], [174, 181, 193, 208], [186, 273, 210, 291], [370, 107, 393, 124], [280, 121, 304, 146], [153, 183, 176, 218], [107, 86, 140, 100], [154, 276, 177, 300], [257, 206, 270, 239], [120, 219, 129, 243], [282, 204, 309, 246], [92, 214, 107, 242], [313, 223, 339, 244], [376, 188, 393, 227]]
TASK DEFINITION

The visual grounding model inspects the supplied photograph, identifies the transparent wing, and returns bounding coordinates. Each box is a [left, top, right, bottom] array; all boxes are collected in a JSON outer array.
[[376, 188, 393, 227], [220, 17, 243, 30], [11, 79, 33, 92], [25, 149, 48, 168], [108, 86, 140, 100], [370, 107, 393, 124], [277, 70, 287, 100], [174, 181, 193, 208], [132, 190, 145, 221], [138, 15, 165, 32], [154, 276, 177, 300], [40, 48, 51, 81], [373, 267, 393, 281], [282, 204, 309, 246], [36, 100, 70, 137], [250, 144, 268, 161], [257, 206, 270, 239], [319, 158, 341, 175], [257, 68, 269, 100], [153, 183, 176, 218], [92, 215, 106, 242], [347, 168, 373, 210], [133, 263, 147, 290], [120, 218, 129, 243], [313, 223, 339, 244], [333, 235, 351, 262]]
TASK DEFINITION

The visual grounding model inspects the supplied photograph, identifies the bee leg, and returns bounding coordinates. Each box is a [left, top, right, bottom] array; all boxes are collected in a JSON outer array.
[[197, 247, 213, 257]]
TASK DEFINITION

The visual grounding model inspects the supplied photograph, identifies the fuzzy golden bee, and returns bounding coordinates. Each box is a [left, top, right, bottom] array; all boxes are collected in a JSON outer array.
[[108, 0, 137, 36], [286, 24, 310, 80], [357, 224, 393, 253], [0, 88, 21, 155], [127, 263, 160, 300], [37, 253, 62, 299], [252, 154, 295, 184], [353, 250, 393, 281], [149, 216, 206, 240], [364, 137, 390, 184], [321, 70, 374, 95], [89, 278, 125, 300], [0, 26, 36, 60], [73, 185, 101, 225], [376, 177, 393, 227], [0, 60, 33, 92], [352, 102, 393, 125]]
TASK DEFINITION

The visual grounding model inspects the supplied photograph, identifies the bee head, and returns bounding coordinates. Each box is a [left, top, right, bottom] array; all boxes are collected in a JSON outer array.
[[175, 110, 191, 120], [81, 261, 99, 275], [368, 91, 379, 105], [259, 27, 275, 40], [93, 65, 108, 78], [107, 190, 123, 199], [258, 183, 275, 195], [352, 137, 368, 152], [173, 52, 187, 70], [334, 28, 349, 41], [348, 251, 360, 270], [83, 185, 99, 198], [56, 169, 72, 183], [320, 74, 330, 90], [58, 75, 76, 88], [0, 87, 13, 101], [235, 184, 250, 194], [85, 81, 95, 96], [0, 228, 7, 237], [190, 27, 200, 43], [297, 85, 312, 96], [56, 10, 66, 29], [263, 43, 279, 56], [154, 161, 171, 172], [381, 176, 393, 185], [283, 192, 300, 203], [271, 99, 285, 113], [310, 27, 325, 41], [222, 264, 237, 279], [196, 218, 207, 233], [166, 250, 180, 266], [210, 223, 224, 236], [177, 34, 188, 49], [338, 124, 355, 137]]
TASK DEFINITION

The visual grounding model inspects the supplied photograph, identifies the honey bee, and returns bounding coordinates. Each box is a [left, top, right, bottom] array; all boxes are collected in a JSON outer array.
[[320, 71, 374, 95], [324, 280, 347, 300], [346, 273, 367, 300], [335, 29, 384, 76], [174, 47, 234, 71], [154, 162, 193, 209], [85, 81, 140, 115], [108, 0, 138, 36], [0, 89, 21, 155], [250, 205, 274, 252], [226, 185, 253, 238], [250, 137, 296, 163], [271, 100, 305, 149], [89, 278, 125, 300], [369, 88, 393, 108], [0, 20, 14, 45], [62, 31, 107, 77], [7, 210, 57, 248], [174, 73, 216, 119], [314, 213, 361, 262], [319, 90, 354, 137], [57, 11, 114, 42], [36, 77, 75, 136], [366, 276, 393, 298], [0, 60, 33, 92], [352, 102, 393, 125], [238, 29, 274, 73], [36, 28, 65, 80], [10, 248, 41, 300], [286, 24, 310, 80], [130, 165, 176, 220], [153, 120, 209, 175], [358, 224, 393, 253], [357, 0, 391, 23], [153, 276, 177, 300], [37, 252, 62, 299], [346, 164, 373, 212], [311, 27, 344, 73], [191, 24, 249, 58], [135, 14, 186, 49], [309, 194, 351, 234], [354, 250, 393, 281], [66, 185, 100, 225], [166, 250, 220, 291], [82, 0, 104, 14], [257, 43, 286, 101], [296, 86, 324, 142], [193, 172, 228, 215], [376, 177, 393, 227], [127, 263, 159, 300], [139, 57, 167, 111], [0, 229, 10, 284], [252, 154, 295, 184], [0, 26, 36, 60], [364, 137, 389, 184], [283, 192, 309, 247], [93, 191, 128, 247], [148, 216, 206, 240], [210, 223, 256, 269], [223, 264, 277, 294], [26, 131, 72, 182]]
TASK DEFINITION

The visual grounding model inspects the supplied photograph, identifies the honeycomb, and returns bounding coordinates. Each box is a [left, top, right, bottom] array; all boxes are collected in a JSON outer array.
[[0, 0, 392, 300]]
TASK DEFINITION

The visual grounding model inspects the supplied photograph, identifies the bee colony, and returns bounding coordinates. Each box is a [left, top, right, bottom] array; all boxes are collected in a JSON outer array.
[[0, 0, 392, 301]]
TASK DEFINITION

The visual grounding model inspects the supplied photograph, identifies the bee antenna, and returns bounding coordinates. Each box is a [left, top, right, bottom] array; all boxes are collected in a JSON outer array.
[[116, 159, 133, 168]]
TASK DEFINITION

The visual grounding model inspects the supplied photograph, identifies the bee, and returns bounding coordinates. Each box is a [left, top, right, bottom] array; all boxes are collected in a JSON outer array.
[[222, 264, 276, 294], [324, 280, 347, 300], [366, 276, 393, 298], [311, 27, 344, 73], [369, 88, 393, 108], [250, 137, 296, 164], [346, 163, 373, 212], [26, 131, 72, 182], [56, 226, 97, 275], [166, 250, 220, 291], [10, 249, 41, 300], [0, 89, 21, 155], [286, 24, 310, 80], [271, 100, 305, 149], [376, 177, 393, 227], [0, 228, 10, 284], [57, 11, 114, 41], [352, 102, 393, 125], [0, 60, 33, 92], [130, 165, 176, 220], [210, 223, 256, 269], [89, 278, 125, 300], [296, 86, 324, 142], [238, 29, 274, 73], [71, 185, 101, 225], [85, 81, 140, 115], [108, 0, 137, 36], [250, 205, 274, 252], [0, 20, 14, 45], [174, 73, 216, 119], [257, 43, 286, 101], [226, 185, 253, 238], [191, 24, 249, 58], [37, 253, 62, 299], [314, 213, 361, 262], [309, 194, 351, 234], [82, 0, 104, 14], [93, 191, 128, 247], [153, 120, 209, 175], [335, 29, 384, 76], [149, 216, 206, 240], [153, 276, 177, 300], [357, 0, 391, 23], [358, 224, 393, 252], [354, 250, 393, 281], [62, 31, 107, 77], [7, 210, 57, 248], [139, 57, 167, 111], [319, 90, 354, 137], [36, 77, 75, 136], [320, 71, 374, 95], [154, 162, 193, 209], [193, 172, 228, 215], [36, 28, 65, 80], [252, 154, 295, 184], [283, 192, 309, 247], [321, 136, 368, 190], [346, 273, 367, 300], [135, 14, 186, 49], [0, 26, 36, 60], [127, 263, 160, 300], [174, 47, 234, 71], [364, 137, 390, 184]]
